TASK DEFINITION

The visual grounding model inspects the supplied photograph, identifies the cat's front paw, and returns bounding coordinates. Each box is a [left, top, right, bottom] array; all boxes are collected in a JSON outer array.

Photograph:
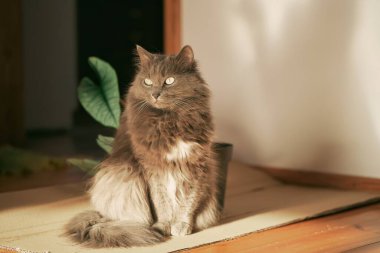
[[171, 222, 192, 236], [152, 221, 171, 236]]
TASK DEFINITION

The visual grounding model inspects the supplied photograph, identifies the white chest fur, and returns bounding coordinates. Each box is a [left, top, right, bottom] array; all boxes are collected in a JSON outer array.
[[166, 139, 195, 161], [167, 173, 177, 207]]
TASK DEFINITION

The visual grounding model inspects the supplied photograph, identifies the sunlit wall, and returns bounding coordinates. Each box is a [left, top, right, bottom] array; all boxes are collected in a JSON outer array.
[[183, 0, 380, 178]]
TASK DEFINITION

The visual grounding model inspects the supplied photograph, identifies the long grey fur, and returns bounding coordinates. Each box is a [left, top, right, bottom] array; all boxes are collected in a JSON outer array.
[[65, 45, 221, 248], [64, 210, 166, 247]]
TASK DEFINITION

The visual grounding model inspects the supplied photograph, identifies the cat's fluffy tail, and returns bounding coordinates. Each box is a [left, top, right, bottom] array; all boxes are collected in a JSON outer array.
[[64, 210, 166, 248]]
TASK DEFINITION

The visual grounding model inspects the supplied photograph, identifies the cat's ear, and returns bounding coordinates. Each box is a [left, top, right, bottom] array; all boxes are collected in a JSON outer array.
[[176, 45, 194, 65], [136, 45, 153, 65]]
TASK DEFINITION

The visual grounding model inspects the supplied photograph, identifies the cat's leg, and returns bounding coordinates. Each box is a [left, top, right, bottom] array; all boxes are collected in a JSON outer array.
[[171, 187, 221, 235], [172, 163, 221, 235], [149, 179, 173, 236], [170, 181, 202, 237], [90, 164, 153, 224], [194, 158, 221, 231], [194, 194, 221, 231], [149, 171, 199, 237]]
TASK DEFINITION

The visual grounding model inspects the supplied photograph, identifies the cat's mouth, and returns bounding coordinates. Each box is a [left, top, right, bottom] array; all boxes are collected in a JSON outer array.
[[149, 97, 166, 109]]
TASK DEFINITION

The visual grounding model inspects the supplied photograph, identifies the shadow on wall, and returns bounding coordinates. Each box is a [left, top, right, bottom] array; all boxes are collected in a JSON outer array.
[[184, 0, 380, 177]]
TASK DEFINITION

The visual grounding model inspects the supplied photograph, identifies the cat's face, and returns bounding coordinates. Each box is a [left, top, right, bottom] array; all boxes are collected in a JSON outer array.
[[130, 45, 205, 111]]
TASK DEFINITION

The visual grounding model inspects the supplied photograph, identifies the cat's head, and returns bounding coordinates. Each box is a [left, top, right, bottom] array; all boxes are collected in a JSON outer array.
[[129, 45, 208, 111]]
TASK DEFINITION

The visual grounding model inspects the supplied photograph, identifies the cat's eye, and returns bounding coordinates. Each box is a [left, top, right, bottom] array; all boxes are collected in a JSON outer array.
[[144, 78, 153, 86], [165, 77, 175, 85]]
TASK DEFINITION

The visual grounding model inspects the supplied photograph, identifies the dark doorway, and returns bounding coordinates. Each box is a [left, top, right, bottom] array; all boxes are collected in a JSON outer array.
[[27, 0, 164, 158], [77, 0, 163, 95], [72, 0, 164, 156]]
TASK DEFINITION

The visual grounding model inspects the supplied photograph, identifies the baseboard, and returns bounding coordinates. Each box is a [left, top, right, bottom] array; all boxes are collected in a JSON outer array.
[[255, 166, 380, 192]]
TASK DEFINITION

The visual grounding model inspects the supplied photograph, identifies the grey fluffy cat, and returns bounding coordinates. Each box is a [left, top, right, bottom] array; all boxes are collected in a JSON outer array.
[[65, 45, 221, 247]]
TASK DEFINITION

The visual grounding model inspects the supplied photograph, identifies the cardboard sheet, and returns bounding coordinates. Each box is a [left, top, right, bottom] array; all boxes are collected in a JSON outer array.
[[1, 161, 379, 253]]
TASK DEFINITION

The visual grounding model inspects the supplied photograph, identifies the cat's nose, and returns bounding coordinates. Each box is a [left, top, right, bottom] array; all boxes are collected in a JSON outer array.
[[151, 92, 161, 100]]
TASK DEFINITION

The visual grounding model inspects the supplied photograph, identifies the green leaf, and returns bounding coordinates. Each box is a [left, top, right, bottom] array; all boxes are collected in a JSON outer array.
[[78, 57, 121, 128], [67, 158, 99, 175], [96, 135, 114, 154]]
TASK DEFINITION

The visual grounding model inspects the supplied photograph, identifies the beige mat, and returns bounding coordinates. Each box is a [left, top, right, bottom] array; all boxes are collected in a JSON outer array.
[[0, 161, 379, 253]]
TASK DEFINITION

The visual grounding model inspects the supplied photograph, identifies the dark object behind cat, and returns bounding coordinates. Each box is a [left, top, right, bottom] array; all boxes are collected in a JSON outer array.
[[65, 45, 220, 247]]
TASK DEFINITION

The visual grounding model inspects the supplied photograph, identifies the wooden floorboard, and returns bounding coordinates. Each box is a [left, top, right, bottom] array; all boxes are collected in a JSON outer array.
[[186, 203, 380, 253], [1, 156, 379, 252]]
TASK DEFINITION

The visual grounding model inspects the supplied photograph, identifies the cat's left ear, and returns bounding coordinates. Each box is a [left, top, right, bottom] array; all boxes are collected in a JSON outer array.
[[136, 45, 153, 65], [176, 45, 194, 65]]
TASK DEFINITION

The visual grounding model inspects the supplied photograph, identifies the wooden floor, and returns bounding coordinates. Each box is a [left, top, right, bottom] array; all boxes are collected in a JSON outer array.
[[1, 159, 379, 252], [187, 203, 380, 253], [3, 133, 380, 253]]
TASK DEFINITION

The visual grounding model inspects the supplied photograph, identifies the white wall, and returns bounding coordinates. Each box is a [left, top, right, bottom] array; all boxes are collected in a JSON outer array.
[[22, 0, 77, 130], [183, 0, 380, 178]]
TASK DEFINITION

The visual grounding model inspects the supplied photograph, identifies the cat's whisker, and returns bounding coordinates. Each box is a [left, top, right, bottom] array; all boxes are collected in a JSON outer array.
[[131, 100, 149, 122], [173, 102, 190, 112], [132, 100, 147, 109], [174, 99, 195, 112], [174, 99, 192, 107], [137, 103, 149, 117]]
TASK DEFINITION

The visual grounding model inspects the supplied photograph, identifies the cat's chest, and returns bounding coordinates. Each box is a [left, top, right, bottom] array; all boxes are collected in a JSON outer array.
[[138, 114, 187, 142], [132, 113, 205, 164], [166, 139, 199, 161]]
